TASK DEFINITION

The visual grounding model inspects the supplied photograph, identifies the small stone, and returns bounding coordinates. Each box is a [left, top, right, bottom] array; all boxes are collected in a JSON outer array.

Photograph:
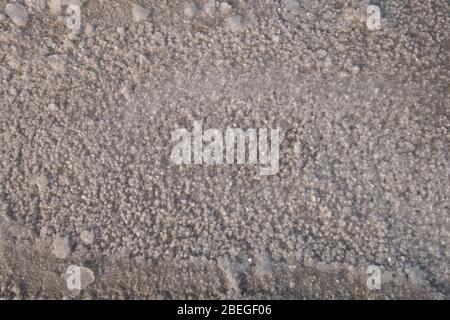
[[47, 55, 66, 73], [48, 0, 62, 14], [272, 35, 280, 43], [120, 86, 133, 100], [219, 2, 232, 15], [39, 226, 55, 238], [284, 0, 301, 13], [317, 49, 327, 59], [5, 3, 29, 27], [184, 3, 197, 18], [47, 103, 58, 112], [53, 236, 71, 259], [63, 265, 95, 290], [351, 65, 360, 75], [84, 24, 94, 37], [47, 0, 81, 14], [35, 175, 48, 193], [65, 0, 81, 6], [0, 13, 6, 21], [406, 267, 427, 285], [80, 230, 94, 245], [132, 3, 150, 23], [225, 15, 246, 32], [324, 55, 333, 69], [366, 5, 382, 31], [204, 0, 216, 16], [23, 0, 40, 12]]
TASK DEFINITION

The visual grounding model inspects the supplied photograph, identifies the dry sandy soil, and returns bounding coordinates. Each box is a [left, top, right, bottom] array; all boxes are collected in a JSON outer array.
[[0, 0, 449, 299]]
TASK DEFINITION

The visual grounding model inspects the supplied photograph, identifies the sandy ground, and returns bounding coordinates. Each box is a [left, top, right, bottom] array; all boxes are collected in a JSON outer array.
[[0, 0, 448, 299]]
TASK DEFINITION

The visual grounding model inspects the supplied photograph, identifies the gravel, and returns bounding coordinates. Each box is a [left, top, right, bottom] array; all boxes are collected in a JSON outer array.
[[0, 0, 448, 299]]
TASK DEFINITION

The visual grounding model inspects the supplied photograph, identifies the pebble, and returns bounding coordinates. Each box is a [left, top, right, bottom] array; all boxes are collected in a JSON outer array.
[[317, 49, 328, 59], [219, 2, 232, 15], [48, 0, 62, 15], [84, 24, 94, 37], [80, 230, 94, 245], [63, 265, 95, 290], [132, 4, 150, 23], [284, 0, 301, 13], [53, 236, 71, 259], [5, 3, 29, 27], [225, 15, 246, 32], [35, 175, 48, 193], [204, 0, 216, 16], [184, 3, 197, 18]]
